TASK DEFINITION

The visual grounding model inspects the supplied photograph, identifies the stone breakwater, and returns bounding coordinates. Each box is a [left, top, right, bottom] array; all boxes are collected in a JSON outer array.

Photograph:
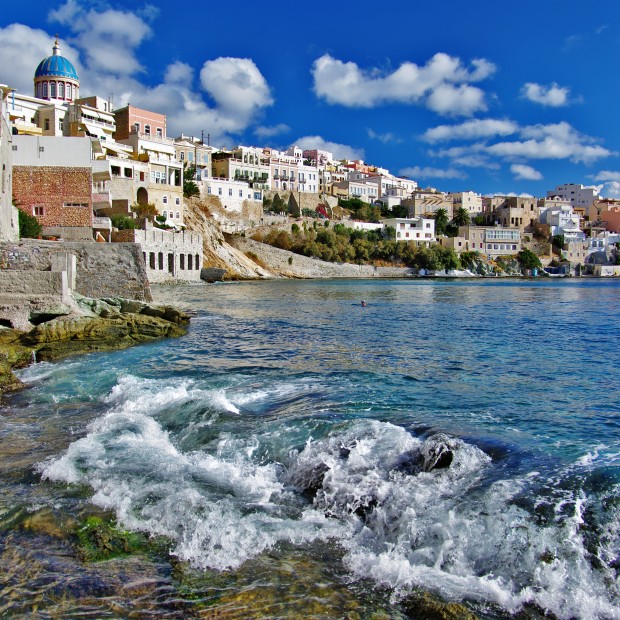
[[0, 296, 190, 395]]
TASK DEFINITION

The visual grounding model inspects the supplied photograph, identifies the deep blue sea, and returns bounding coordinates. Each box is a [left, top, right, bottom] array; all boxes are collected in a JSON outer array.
[[2, 278, 619, 618]]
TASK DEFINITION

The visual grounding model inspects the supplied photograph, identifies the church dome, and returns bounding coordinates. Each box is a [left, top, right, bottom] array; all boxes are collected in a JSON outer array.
[[34, 38, 79, 81]]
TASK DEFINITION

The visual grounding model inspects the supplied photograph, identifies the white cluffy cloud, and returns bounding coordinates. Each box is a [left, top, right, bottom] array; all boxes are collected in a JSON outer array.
[[312, 53, 496, 116], [0, 1, 274, 145], [367, 128, 402, 144], [254, 123, 290, 139], [422, 118, 518, 143], [511, 164, 542, 181], [399, 166, 466, 180], [431, 121, 612, 166], [591, 170, 620, 182], [294, 136, 364, 161], [520, 82, 571, 107]]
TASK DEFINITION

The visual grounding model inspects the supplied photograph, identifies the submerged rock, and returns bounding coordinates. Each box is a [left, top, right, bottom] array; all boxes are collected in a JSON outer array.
[[402, 591, 478, 619]]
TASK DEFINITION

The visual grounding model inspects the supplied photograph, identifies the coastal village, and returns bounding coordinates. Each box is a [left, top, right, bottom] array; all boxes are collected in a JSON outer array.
[[1, 38, 620, 340]]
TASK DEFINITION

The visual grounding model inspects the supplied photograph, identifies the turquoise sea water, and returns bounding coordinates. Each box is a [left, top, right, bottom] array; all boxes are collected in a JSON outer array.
[[2, 278, 620, 618]]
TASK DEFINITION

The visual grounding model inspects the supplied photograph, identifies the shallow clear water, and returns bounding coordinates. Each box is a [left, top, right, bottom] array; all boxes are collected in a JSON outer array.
[[2, 278, 619, 618]]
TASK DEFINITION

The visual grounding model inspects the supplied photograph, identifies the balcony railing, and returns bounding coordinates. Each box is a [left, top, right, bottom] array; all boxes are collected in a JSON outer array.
[[129, 129, 174, 145], [92, 191, 112, 208]]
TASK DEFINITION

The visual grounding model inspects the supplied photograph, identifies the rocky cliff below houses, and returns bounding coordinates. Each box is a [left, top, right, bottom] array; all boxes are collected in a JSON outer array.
[[183, 196, 276, 279], [0, 295, 190, 396]]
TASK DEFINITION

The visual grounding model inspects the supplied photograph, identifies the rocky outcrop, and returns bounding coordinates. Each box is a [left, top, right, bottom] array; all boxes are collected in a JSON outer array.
[[0, 296, 190, 396], [182, 198, 275, 279]]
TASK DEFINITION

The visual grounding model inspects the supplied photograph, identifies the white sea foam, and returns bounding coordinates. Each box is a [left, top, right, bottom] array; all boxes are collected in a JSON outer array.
[[38, 383, 620, 617]]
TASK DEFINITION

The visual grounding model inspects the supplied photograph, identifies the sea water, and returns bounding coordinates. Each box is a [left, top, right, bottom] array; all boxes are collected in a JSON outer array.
[[2, 278, 619, 618]]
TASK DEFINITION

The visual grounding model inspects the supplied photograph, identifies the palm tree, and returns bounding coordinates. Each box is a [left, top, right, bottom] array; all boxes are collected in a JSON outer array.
[[452, 207, 471, 228], [434, 208, 449, 235]]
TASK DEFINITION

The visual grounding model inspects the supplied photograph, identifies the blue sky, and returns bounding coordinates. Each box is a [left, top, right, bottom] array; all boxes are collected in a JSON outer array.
[[2, 0, 620, 197]]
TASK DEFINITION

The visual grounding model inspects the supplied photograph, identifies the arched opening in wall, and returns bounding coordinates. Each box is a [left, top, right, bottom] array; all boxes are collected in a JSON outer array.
[[158, 252, 164, 270], [195, 254, 200, 270], [168, 253, 174, 274], [180, 254, 185, 270], [137, 187, 149, 205], [188, 254, 193, 270]]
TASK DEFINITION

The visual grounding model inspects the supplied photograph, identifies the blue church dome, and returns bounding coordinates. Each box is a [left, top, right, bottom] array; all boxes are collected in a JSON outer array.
[[34, 39, 79, 81]]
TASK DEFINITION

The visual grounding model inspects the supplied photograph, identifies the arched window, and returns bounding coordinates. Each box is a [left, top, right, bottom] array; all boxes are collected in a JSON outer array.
[[36, 83, 41, 98], [162, 211, 167, 218], [176, 211, 180, 219], [50, 82, 56, 98], [162, 195, 168, 204], [175, 197, 180, 205], [42, 82, 48, 98], [58, 82, 65, 99], [144, 124, 151, 135], [66, 83, 72, 99]]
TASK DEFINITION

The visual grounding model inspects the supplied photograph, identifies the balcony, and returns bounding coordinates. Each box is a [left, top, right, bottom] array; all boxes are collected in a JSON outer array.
[[92, 191, 112, 209], [129, 129, 174, 146]]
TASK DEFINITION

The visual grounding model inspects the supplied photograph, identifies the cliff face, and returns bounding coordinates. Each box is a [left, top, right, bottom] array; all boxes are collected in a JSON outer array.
[[183, 198, 275, 279]]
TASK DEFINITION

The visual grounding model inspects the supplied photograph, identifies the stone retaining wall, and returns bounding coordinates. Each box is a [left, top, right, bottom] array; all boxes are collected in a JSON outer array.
[[0, 240, 152, 301]]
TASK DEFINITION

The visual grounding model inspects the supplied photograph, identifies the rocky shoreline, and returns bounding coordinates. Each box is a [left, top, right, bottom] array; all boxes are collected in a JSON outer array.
[[0, 295, 190, 396]]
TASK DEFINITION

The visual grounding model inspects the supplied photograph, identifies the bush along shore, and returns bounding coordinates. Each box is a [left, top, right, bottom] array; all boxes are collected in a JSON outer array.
[[0, 296, 190, 395]]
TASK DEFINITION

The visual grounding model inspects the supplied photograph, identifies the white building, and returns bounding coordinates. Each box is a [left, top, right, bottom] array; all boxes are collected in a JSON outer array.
[[547, 183, 601, 209], [204, 177, 261, 213], [383, 217, 435, 244], [450, 191, 483, 216], [0, 85, 18, 241], [539, 204, 585, 241]]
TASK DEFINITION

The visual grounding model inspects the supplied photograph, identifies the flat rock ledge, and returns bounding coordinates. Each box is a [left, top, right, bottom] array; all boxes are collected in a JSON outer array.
[[0, 296, 190, 395]]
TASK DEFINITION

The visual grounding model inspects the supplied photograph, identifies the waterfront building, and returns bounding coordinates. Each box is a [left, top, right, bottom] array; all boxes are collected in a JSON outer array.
[[112, 221, 202, 284], [212, 146, 269, 198], [204, 177, 260, 213], [458, 225, 521, 258], [383, 217, 435, 245]]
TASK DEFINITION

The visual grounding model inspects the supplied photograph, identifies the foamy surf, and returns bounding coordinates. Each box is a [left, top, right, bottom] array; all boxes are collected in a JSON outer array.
[[38, 374, 620, 618]]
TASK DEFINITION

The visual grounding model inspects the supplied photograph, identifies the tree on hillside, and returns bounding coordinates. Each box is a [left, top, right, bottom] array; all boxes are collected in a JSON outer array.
[[434, 208, 449, 236], [452, 207, 471, 228], [183, 165, 200, 199], [517, 248, 542, 271]]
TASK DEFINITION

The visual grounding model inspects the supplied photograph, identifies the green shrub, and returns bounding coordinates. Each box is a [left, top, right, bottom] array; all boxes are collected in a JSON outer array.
[[18, 209, 42, 238], [110, 214, 137, 230]]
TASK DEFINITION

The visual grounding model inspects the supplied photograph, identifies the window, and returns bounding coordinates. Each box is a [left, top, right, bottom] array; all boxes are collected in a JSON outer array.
[[218, 187, 222, 196], [36, 83, 41, 98], [133, 122, 140, 133], [156, 128, 162, 138], [203, 154, 209, 163], [59, 119, 63, 132], [176, 211, 180, 219], [66, 84, 72, 99], [149, 252, 156, 269], [180, 152, 185, 161], [33, 205, 45, 216], [139, 171, 145, 181], [163, 196, 168, 204], [58, 82, 65, 98], [188, 152, 193, 162], [144, 124, 151, 135], [63, 202, 88, 208], [195, 254, 200, 269], [124, 168, 132, 178], [228, 188, 233, 196], [50, 82, 56, 98], [180, 254, 185, 270], [158, 252, 164, 270], [163, 211, 167, 218], [207, 186, 211, 195], [44, 119, 50, 131], [42, 82, 48, 98], [188, 254, 193, 270]]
